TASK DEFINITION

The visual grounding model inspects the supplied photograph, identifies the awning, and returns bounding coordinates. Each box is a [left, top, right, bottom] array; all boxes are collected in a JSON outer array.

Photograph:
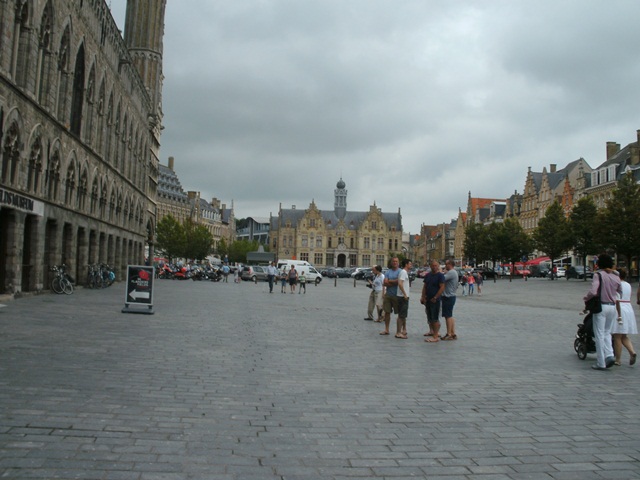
[[526, 256, 550, 266]]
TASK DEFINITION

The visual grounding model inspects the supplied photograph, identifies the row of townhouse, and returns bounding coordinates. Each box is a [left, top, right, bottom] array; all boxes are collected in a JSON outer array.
[[414, 129, 640, 267], [156, 156, 235, 259]]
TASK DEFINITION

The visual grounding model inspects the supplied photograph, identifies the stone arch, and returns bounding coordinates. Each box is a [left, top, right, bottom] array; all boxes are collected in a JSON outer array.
[[96, 76, 106, 154]]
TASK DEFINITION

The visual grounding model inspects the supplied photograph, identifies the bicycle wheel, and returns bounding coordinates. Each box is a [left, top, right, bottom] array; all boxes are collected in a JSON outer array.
[[62, 278, 74, 295], [51, 277, 64, 294], [86, 273, 94, 289]]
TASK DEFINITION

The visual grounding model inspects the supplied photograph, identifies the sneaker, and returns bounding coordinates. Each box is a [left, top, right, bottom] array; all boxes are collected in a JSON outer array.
[[605, 357, 616, 368], [591, 364, 607, 370]]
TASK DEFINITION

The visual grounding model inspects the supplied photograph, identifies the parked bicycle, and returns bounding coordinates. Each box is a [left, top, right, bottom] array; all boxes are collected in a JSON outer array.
[[86, 264, 116, 289], [51, 265, 74, 295]]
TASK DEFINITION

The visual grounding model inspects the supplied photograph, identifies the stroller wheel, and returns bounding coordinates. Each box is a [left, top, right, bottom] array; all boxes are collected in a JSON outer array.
[[577, 343, 588, 360], [574, 338, 581, 352]]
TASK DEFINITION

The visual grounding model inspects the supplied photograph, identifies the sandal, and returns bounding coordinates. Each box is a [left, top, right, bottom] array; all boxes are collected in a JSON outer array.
[[631, 353, 637, 366], [441, 334, 457, 341], [425, 337, 439, 343]]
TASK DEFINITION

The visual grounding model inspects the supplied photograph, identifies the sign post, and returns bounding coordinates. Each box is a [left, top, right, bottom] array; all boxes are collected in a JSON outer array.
[[122, 265, 155, 314]]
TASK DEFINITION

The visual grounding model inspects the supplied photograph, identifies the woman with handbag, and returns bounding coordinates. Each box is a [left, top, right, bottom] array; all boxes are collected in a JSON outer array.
[[584, 254, 623, 370]]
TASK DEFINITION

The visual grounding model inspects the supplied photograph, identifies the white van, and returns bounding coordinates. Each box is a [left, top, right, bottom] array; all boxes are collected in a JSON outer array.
[[277, 260, 322, 285]]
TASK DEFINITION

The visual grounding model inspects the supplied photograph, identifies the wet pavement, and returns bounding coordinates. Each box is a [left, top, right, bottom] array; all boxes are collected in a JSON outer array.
[[1, 276, 639, 479]]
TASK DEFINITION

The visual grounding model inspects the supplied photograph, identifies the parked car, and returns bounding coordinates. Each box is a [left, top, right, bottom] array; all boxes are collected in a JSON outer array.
[[334, 268, 351, 278], [353, 268, 372, 280], [241, 265, 268, 282], [529, 265, 550, 278], [566, 266, 593, 280], [472, 267, 499, 280]]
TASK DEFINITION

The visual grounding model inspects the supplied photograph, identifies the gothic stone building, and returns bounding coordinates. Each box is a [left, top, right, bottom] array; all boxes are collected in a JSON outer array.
[[0, 0, 166, 295], [270, 179, 403, 268]]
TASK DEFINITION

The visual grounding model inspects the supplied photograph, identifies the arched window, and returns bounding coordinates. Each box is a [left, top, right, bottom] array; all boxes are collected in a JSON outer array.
[[109, 189, 116, 221], [70, 44, 85, 136], [12, 0, 30, 87], [37, 1, 54, 105], [105, 93, 113, 163], [100, 183, 107, 219]]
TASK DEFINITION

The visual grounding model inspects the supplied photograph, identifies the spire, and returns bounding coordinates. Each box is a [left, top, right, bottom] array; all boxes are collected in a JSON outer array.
[[124, 0, 167, 122], [334, 177, 347, 219]]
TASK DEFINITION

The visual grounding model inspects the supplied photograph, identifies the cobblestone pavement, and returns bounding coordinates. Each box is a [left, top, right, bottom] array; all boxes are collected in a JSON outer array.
[[1, 277, 639, 479]]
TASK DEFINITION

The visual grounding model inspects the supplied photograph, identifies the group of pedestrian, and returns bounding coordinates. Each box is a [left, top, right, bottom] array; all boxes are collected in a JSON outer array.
[[460, 270, 481, 296], [266, 262, 308, 294], [584, 253, 637, 370], [366, 257, 459, 342]]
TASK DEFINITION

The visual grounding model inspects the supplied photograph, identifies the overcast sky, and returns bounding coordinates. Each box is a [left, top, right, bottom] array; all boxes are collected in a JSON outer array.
[[110, 1, 640, 234]]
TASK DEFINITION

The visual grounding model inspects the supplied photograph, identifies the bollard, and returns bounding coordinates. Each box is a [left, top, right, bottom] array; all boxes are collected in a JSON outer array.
[[354, 277, 356, 288], [334, 276, 337, 287]]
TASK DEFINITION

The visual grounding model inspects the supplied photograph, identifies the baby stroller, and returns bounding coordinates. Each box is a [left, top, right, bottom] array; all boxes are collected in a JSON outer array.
[[574, 311, 596, 360]]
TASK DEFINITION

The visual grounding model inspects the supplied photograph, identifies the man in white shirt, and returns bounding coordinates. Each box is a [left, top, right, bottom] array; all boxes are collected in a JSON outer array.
[[266, 261, 278, 293], [396, 259, 412, 339]]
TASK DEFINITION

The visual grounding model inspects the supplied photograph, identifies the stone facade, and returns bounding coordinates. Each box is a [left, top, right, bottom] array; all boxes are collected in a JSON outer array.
[[0, 0, 165, 295], [270, 179, 403, 268], [157, 156, 236, 256]]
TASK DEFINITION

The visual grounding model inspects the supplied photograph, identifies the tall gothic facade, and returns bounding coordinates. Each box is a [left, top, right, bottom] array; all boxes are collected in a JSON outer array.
[[270, 179, 403, 268], [0, 0, 166, 296]]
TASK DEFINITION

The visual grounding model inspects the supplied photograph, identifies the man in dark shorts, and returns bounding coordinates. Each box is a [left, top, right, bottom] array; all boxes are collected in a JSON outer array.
[[441, 259, 459, 340], [421, 260, 445, 343]]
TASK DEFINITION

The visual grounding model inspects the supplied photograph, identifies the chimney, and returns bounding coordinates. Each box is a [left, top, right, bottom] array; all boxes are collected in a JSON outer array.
[[606, 142, 620, 160], [221, 204, 226, 211], [187, 191, 198, 200], [550, 164, 557, 173], [168, 156, 174, 170], [211, 197, 220, 209]]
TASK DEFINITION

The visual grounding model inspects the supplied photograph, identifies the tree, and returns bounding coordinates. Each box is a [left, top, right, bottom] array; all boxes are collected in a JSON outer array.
[[569, 196, 601, 280], [533, 201, 572, 279], [228, 239, 260, 263], [217, 237, 228, 259], [597, 171, 640, 272], [498, 218, 531, 282], [155, 215, 186, 261], [183, 218, 213, 261], [463, 222, 487, 265]]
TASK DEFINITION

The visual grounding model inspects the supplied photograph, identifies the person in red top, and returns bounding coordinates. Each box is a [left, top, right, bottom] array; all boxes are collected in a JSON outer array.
[[584, 253, 623, 370]]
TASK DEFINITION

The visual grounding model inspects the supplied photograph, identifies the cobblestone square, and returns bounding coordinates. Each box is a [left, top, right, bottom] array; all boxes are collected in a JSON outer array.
[[1, 278, 639, 479]]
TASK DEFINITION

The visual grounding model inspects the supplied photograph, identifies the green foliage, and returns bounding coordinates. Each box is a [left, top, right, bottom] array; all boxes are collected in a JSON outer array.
[[597, 171, 640, 265], [463, 222, 485, 263], [499, 217, 531, 269], [183, 218, 214, 261], [217, 237, 228, 258], [155, 215, 186, 261], [569, 196, 601, 275], [228, 239, 261, 263], [533, 201, 573, 272]]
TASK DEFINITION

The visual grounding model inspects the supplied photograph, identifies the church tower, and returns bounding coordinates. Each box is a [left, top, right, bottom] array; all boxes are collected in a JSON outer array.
[[334, 177, 347, 219], [124, 0, 167, 122]]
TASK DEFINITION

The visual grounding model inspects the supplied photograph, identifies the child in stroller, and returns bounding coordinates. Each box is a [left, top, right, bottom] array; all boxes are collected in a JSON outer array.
[[574, 309, 596, 360]]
